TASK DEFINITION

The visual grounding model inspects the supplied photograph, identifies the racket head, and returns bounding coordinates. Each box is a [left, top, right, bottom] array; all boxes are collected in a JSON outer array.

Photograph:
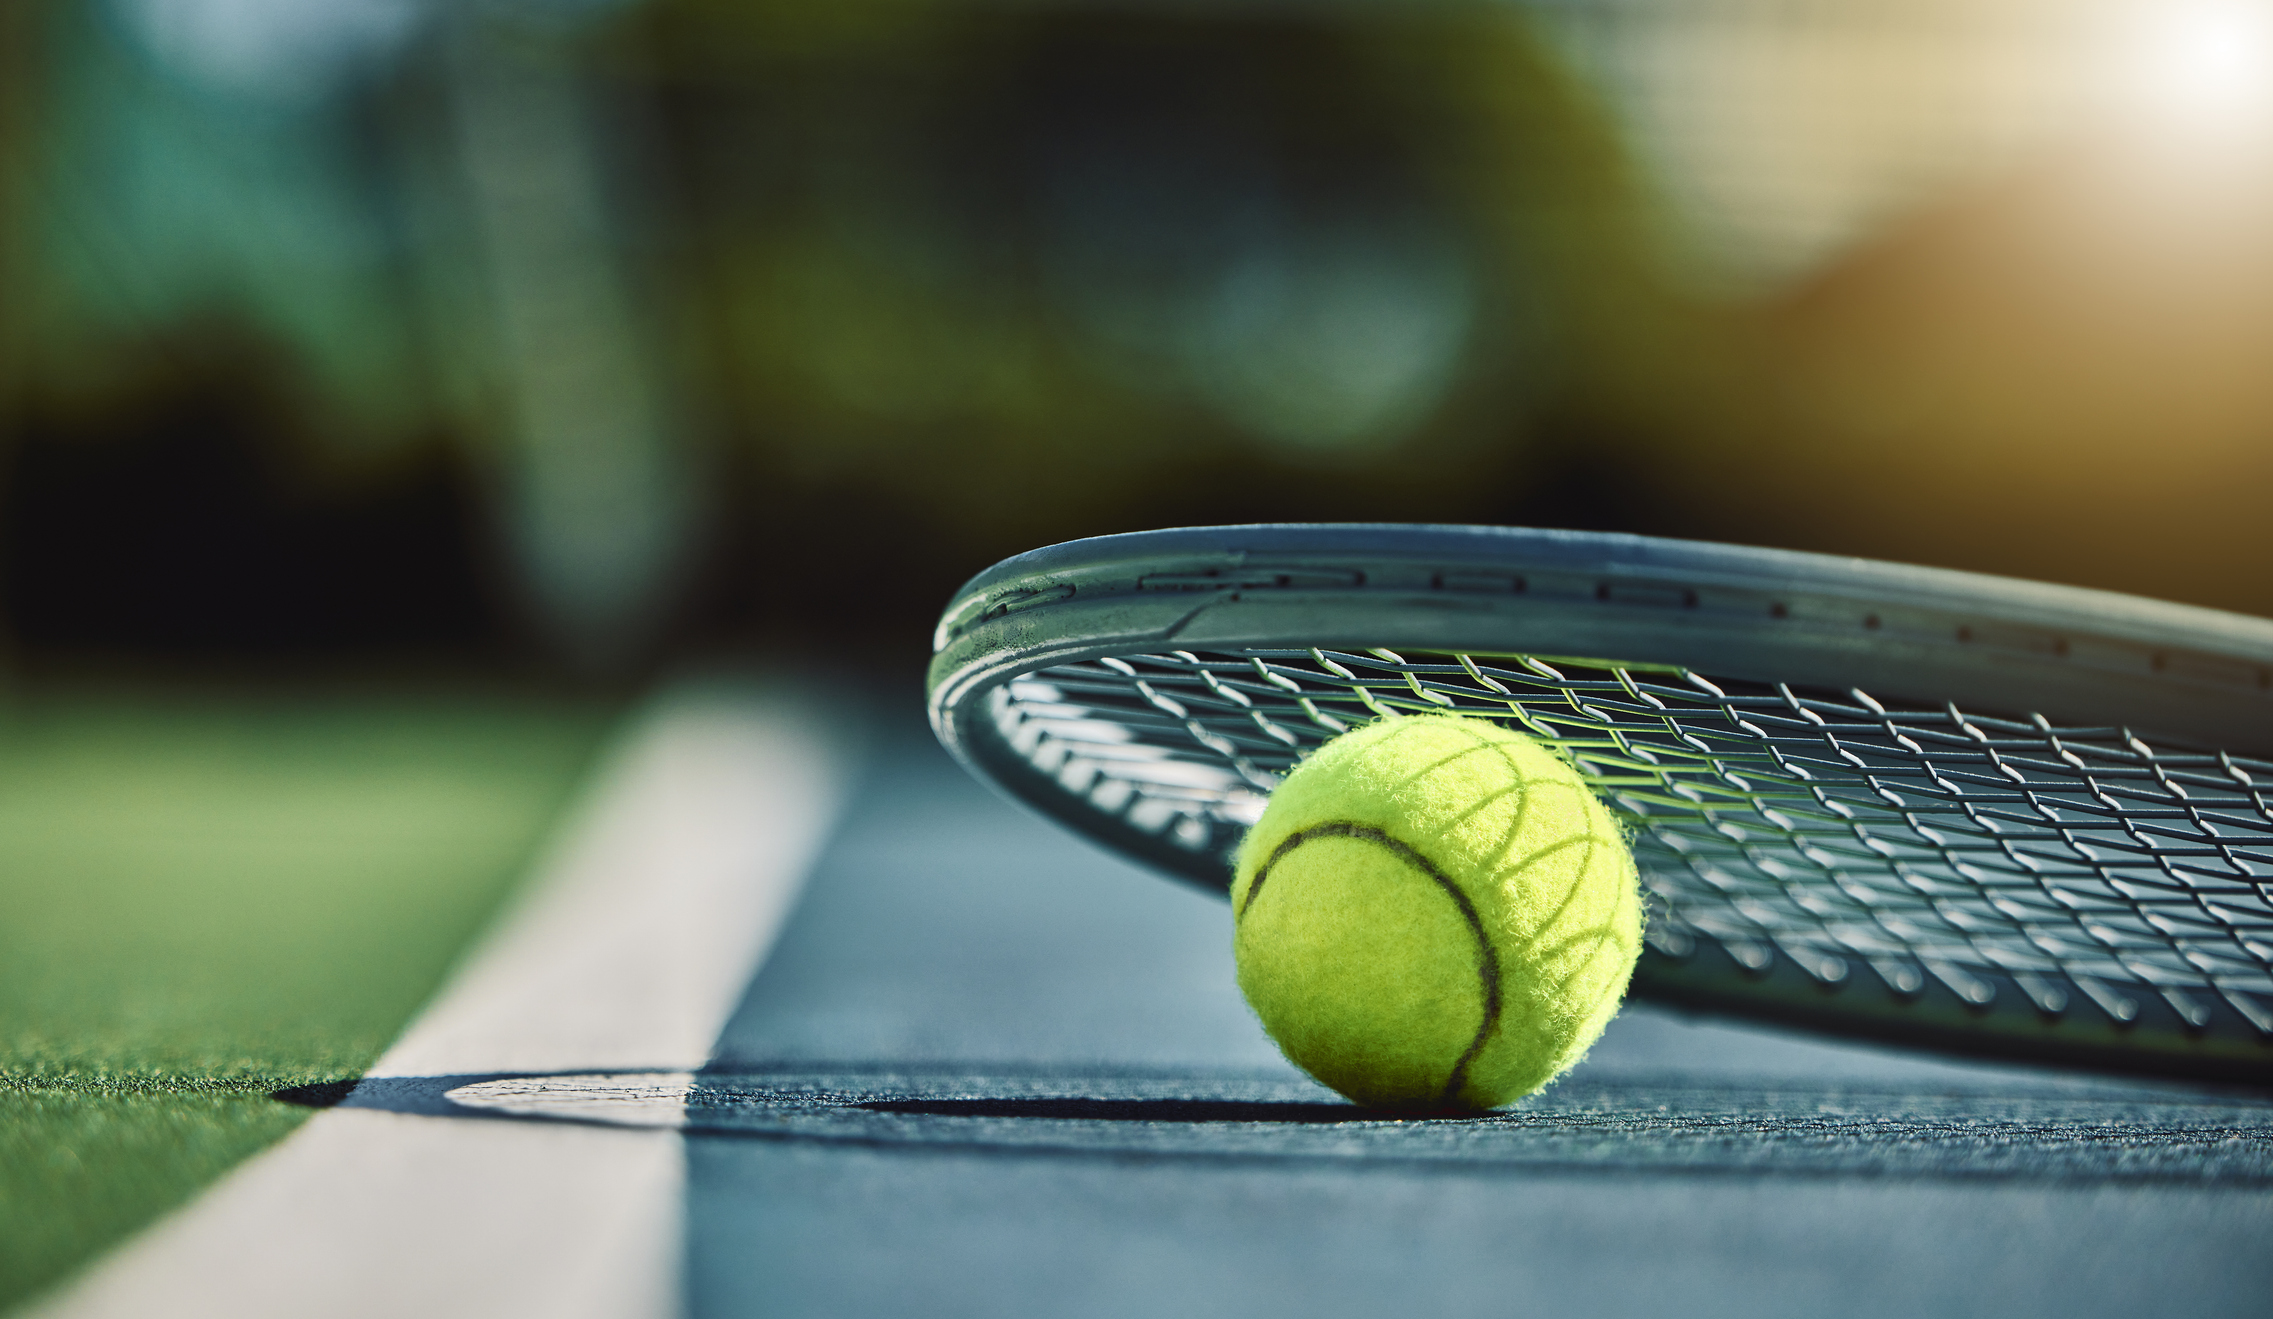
[[927, 524, 2273, 1084]]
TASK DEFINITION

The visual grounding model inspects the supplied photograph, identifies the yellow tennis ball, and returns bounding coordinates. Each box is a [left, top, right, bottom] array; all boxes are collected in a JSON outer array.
[[1231, 713, 1642, 1112]]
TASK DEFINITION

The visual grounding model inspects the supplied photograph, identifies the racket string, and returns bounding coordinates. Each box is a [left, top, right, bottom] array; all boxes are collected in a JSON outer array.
[[988, 647, 2273, 1035]]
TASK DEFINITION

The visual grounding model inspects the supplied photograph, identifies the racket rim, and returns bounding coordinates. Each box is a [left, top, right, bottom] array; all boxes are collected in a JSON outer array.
[[924, 523, 2273, 1086]]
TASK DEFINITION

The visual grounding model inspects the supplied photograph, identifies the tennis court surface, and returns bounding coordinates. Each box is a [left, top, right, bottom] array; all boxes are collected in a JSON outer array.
[[10, 683, 2273, 1317]]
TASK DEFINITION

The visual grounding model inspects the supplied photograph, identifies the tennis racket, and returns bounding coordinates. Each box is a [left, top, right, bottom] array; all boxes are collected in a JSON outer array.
[[926, 524, 2273, 1084]]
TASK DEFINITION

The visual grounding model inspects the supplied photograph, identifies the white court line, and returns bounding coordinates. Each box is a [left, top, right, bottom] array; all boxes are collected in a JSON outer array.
[[35, 685, 855, 1319]]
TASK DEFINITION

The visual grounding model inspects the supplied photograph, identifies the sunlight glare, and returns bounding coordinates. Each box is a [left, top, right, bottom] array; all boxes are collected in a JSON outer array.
[[2128, 1, 2273, 132]]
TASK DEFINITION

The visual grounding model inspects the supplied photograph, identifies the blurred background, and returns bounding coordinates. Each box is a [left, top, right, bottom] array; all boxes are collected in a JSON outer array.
[[6, 0, 2273, 680]]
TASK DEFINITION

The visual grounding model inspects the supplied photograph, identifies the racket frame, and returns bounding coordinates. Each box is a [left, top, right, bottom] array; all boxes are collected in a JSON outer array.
[[928, 524, 2273, 1083]]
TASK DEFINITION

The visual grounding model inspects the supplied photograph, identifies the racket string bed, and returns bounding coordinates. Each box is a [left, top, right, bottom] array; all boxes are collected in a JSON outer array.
[[984, 647, 2273, 1038]]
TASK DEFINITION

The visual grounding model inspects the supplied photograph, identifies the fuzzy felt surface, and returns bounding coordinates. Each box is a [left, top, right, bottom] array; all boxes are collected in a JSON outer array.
[[1231, 714, 1642, 1110]]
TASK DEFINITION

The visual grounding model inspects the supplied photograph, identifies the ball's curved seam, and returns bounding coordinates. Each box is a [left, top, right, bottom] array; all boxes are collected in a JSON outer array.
[[1240, 820, 1501, 1107], [1231, 713, 1641, 1110]]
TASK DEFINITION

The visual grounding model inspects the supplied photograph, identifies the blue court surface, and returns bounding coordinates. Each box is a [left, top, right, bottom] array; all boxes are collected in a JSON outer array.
[[685, 721, 2273, 1319]]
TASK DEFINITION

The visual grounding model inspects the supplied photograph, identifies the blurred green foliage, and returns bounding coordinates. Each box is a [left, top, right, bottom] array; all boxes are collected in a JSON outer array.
[[4, 3, 443, 452], [6, 0, 2270, 654], [631, 1, 1718, 555], [0, 0, 1736, 663]]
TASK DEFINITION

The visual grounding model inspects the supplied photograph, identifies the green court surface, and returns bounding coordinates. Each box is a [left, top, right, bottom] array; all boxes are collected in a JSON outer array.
[[0, 688, 611, 1310]]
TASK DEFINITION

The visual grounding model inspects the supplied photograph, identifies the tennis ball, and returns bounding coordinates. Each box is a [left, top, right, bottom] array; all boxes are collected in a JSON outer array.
[[1231, 714, 1642, 1112]]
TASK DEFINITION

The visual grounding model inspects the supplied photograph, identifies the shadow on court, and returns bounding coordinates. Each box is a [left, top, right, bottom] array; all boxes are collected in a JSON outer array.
[[854, 1098, 1397, 1123]]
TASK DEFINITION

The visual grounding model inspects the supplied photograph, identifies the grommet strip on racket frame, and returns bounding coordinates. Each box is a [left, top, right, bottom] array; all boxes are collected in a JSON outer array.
[[926, 524, 2273, 1085]]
